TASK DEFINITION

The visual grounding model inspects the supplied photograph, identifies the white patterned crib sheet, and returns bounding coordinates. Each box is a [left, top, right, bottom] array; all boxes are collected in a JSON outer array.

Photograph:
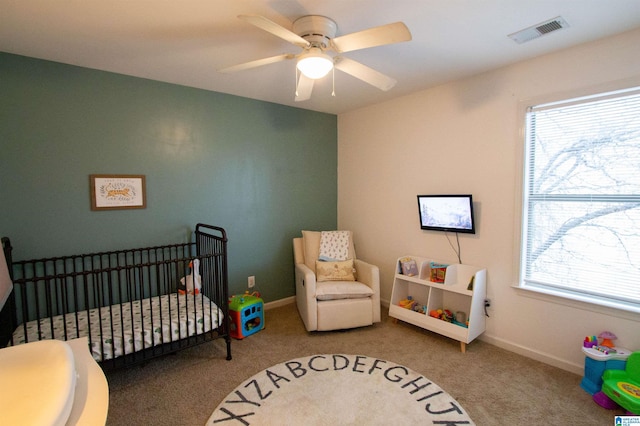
[[12, 293, 223, 362]]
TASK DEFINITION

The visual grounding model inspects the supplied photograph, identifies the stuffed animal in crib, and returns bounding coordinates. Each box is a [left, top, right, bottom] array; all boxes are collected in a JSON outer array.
[[179, 259, 201, 295]]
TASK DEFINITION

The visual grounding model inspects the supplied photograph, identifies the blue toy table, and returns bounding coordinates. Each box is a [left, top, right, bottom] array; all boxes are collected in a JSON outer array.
[[580, 346, 631, 395]]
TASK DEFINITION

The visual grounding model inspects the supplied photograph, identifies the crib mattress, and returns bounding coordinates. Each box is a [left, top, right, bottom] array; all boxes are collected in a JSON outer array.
[[12, 293, 222, 362]]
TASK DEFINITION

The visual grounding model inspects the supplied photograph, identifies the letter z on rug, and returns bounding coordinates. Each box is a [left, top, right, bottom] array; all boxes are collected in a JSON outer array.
[[207, 354, 474, 425]]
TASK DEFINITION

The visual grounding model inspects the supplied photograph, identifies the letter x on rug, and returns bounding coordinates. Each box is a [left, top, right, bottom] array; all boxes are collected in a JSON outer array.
[[207, 354, 474, 425]]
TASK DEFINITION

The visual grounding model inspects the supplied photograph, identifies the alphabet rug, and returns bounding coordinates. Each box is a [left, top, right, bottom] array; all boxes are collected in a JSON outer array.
[[207, 354, 474, 425]]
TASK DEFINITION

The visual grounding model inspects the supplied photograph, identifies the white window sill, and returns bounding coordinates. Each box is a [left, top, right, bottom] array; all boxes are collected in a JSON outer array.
[[513, 284, 640, 322]]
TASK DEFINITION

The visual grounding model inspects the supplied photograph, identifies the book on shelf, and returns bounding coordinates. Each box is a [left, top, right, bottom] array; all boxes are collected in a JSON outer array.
[[399, 257, 419, 276]]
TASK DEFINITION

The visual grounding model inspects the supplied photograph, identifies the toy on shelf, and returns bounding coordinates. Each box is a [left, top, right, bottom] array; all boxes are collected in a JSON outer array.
[[398, 297, 430, 314], [429, 262, 448, 283], [453, 311, 468, 328], [412, 304, 427, 314], [398, 296, 416, 310], [441, 309, 454, 322], [427, 308, 468, 328]]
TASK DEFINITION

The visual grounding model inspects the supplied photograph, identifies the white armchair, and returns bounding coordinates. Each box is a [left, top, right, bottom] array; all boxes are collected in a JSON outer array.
[[293, 230, 381, 331]]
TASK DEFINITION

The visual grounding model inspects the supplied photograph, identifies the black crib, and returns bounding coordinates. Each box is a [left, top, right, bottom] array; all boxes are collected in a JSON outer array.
[[0, 223, 231, 371]]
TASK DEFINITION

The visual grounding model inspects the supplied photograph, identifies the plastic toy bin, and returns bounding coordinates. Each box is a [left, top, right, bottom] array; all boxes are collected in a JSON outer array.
[[229, 294, 264, 339]]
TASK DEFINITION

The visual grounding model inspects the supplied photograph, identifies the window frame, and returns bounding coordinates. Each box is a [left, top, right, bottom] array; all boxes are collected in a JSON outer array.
[[514, 79, 640, 317]]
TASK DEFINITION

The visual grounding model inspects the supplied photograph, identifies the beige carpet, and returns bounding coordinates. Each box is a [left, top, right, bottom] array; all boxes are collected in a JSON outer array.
[[105, 303, 625, 425], [207, 354, 474, 425]]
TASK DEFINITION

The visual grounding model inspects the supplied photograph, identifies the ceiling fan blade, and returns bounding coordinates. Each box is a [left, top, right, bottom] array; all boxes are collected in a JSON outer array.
[[295, 74, 314, 102], [218, 54, 293, 73], [239, 14, 310, 48], [331, 22, 411, 53], [334, 57, 397, 91]]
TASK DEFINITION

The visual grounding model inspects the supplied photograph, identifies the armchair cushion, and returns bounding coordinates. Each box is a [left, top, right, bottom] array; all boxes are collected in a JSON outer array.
[[316, 281, 374, 301], [316, 259, 356, 282]]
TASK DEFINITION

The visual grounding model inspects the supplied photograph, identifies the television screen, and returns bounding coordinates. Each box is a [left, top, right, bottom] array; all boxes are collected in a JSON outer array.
[[417, 194, 476, 234]]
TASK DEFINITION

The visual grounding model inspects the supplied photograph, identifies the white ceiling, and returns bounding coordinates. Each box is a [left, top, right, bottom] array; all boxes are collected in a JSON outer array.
[[2, 0, 640, 115]]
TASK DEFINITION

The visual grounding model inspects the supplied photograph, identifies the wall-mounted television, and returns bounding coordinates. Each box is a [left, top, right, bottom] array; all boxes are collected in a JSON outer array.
[[417, 194, 476, 234]]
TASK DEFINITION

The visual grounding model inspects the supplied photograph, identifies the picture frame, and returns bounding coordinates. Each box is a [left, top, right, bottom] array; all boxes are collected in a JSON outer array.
[[90, 174, 146, 210]]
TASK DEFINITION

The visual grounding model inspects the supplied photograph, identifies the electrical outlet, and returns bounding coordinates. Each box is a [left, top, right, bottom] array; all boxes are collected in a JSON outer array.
[[484, 299, 491, 307], [248, 276, 255, 288]]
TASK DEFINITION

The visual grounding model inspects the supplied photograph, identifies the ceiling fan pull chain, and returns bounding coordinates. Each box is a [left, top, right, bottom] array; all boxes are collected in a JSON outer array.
[[295, 67, 299, 97], [331, 67, 336, 97]]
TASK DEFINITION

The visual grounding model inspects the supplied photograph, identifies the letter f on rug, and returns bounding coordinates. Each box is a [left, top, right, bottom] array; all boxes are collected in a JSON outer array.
[[207, 354, 474, 425]]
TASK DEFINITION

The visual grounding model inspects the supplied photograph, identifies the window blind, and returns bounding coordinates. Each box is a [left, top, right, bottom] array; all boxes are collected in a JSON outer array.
[[521, 87, 640, 308]]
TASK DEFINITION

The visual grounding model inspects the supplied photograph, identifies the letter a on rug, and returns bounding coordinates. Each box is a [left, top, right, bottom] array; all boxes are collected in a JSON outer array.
[[207, 354, 475, 425]]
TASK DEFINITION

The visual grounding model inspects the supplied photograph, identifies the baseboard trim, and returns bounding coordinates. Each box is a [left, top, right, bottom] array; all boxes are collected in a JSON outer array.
[[479, 334, 583, 376], [264, 296, 295, 310]]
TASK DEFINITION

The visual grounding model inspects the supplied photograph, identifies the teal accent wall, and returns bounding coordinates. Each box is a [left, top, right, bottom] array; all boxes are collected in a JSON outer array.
[[0, 52, 337, 302]]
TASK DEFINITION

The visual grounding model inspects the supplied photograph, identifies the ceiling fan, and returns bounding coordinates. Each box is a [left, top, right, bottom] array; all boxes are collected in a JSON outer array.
[[219, 14, 412, 101]]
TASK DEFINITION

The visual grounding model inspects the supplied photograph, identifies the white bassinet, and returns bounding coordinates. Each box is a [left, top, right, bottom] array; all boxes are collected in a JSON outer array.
[[0, 337, 109, 425]]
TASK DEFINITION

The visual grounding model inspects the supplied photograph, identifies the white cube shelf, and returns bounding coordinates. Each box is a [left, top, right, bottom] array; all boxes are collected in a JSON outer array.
[[389, 256, 486, 352]]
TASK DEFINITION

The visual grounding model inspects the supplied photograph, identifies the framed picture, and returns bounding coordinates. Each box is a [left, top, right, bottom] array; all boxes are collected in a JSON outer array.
[[90, 174, 146, 210]]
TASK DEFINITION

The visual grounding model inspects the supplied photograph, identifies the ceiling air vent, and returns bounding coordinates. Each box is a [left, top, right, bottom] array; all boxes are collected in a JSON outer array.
[[508, 16, 569, 44]]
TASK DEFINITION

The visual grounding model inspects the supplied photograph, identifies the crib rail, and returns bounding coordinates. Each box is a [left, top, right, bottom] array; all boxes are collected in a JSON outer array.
[[11, 243, 195, 321], [0, 224, 231, 370]]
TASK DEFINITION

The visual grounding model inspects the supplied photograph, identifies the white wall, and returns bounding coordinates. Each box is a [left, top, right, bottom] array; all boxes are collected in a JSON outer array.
[[337, 28, 640, 374]]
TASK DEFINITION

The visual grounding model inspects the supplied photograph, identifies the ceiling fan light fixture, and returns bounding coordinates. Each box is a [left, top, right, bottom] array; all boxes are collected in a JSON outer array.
[[297, 48, 333, 79]]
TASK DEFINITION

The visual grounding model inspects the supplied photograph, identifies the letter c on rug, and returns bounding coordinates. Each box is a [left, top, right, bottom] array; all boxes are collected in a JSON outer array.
[[308, 355, 329, 372]]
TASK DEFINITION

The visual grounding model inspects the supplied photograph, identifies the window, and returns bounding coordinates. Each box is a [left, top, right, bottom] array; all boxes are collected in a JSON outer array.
[[521, 86, 640, 311]]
